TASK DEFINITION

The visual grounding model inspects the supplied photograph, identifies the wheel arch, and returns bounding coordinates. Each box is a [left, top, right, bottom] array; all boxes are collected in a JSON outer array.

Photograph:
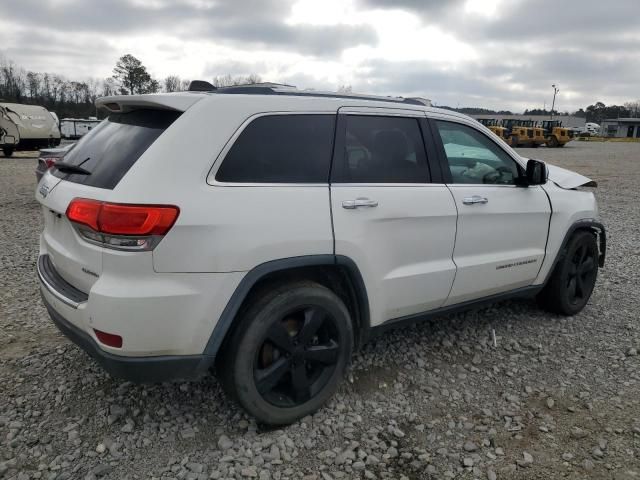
[[543, 219, 606, 285], [203, 255, 371, 361]]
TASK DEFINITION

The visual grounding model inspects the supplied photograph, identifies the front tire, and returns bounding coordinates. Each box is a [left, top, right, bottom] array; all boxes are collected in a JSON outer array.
[[218, 282, 353, 425], [2, 147, 13, 157], [538, 230, 599, 315]]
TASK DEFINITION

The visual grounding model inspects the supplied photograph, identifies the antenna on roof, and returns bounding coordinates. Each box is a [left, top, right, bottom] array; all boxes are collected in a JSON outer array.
[[188, 80, 216, 92]]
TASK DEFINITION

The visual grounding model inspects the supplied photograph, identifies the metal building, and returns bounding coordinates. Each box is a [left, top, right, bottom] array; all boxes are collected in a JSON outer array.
[[601, 118, 640, 138]]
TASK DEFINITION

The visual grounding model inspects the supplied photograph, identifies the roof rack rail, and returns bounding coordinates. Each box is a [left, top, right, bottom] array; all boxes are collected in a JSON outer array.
[[187, 81, 431, 106]]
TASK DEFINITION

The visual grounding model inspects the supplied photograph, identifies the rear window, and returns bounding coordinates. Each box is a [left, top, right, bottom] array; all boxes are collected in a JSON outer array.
[[215, 114, 335, 183], [52, 109, 181, 189]]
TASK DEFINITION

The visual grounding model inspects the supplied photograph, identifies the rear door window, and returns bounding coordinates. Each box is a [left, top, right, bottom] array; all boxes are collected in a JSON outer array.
[[331, 115, 430, 183], [215, 114, 335, 183], [52, 109, 180, 189]]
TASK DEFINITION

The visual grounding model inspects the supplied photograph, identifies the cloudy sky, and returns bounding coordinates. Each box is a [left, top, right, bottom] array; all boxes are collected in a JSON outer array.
[[1, 0, 638, 112]]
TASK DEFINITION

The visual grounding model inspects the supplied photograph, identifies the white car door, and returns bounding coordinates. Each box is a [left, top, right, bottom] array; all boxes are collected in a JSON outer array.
[[430, 117, 551, 306], [330, 108, 458, 327]]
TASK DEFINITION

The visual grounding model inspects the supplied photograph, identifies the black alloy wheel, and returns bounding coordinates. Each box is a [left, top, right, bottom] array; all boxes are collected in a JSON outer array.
[[538, 230, 599, 315], [218, 282, 353, 425], [566, 242, 597, 307], [254, 305, 340, 407]]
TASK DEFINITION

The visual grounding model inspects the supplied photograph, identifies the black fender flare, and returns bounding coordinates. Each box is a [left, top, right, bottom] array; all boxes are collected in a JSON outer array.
[[543, 219, 606, 285], [202, 254, 370, 360]]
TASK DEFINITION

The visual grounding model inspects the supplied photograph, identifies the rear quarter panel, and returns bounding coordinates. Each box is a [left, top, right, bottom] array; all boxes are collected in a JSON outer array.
[[112, 96, 337, 273]]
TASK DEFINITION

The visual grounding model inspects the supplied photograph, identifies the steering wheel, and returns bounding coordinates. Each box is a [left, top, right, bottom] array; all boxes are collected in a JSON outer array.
[[483, 166, 513, 184]]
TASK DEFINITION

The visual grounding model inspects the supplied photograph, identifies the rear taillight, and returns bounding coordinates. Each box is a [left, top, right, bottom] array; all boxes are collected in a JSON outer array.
[[40, 157, 58, 169], [66, 198, 179, 251]]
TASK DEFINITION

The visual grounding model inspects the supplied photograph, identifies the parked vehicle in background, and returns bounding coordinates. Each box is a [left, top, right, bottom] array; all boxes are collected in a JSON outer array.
[[519, 120, 546, 147], [35, 143, 75, 181], [1, 109, 20, 157], [60, 118, 101, 139], [36, 84, 605, 425], [49, 111, 60, 128], [502, 119, 533, 147], [578, 122, 601, 136], [542, 120, 572, 147], [477, 118, 517, 146], [0, 103, 61, 156]]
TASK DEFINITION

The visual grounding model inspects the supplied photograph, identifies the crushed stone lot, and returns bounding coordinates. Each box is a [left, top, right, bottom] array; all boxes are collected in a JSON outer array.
[[1, 141, 640, 480]]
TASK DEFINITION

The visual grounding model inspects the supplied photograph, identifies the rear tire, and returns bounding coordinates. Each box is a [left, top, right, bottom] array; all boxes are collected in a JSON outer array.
[[537, 230, 599, 315], [2, 147, 13, 157], [217, 281, 353, 425], [548, 136, 559, 148]]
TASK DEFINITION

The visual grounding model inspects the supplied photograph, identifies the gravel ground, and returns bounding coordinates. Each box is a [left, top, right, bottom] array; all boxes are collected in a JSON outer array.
[[1, 141, 640, 480]]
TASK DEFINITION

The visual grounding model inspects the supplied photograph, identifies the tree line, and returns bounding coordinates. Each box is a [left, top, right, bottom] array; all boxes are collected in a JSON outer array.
[[1, 53, 638, 123], [0, 54, 261, 119]]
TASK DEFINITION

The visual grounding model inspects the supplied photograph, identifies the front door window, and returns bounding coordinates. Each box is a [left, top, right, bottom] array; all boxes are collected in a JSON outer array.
[[435, 121, 522, 185]]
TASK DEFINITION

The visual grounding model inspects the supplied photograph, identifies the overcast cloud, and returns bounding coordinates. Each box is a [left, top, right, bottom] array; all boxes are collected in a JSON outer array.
[[1, 0, 638, 111]]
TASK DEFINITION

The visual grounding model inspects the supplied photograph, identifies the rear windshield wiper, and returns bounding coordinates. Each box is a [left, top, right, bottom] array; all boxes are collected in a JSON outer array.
[[53, 162, 91, 175]]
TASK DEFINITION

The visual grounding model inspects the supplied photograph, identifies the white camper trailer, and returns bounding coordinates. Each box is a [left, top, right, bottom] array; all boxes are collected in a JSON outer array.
[[60, 118, 101, 139], [0, 103, 61, 156]]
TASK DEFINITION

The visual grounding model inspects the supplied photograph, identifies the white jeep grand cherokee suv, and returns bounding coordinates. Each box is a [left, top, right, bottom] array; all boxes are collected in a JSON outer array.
[[36, 84, 605, 425]]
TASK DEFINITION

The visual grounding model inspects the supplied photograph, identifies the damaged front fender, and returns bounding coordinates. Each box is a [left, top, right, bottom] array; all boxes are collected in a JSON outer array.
[[544, 163, 597, 189]]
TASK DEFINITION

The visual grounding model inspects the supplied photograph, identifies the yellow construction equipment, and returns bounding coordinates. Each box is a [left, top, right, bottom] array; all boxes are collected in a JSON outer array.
[[519, 120, 546, 147], [502, 119, 533, 147], [477, 118, 517, 146], [542, 120, 572, 147]]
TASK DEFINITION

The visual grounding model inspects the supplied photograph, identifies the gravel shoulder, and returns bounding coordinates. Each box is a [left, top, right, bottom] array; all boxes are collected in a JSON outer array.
[[1, 141, 640, 480]]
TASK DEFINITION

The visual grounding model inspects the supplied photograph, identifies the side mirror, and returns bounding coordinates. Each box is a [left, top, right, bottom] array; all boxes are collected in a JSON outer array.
[[522, 159, 547, 186]]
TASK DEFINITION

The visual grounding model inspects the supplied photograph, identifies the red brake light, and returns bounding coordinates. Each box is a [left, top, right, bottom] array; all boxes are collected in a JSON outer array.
[[66, 198, 179, 236], [99, 203, 179, 235], [66, 198, 101, 231], [41, 158, 58, 169]]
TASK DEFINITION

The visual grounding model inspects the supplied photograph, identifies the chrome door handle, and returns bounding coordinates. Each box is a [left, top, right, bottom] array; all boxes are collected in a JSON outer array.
[[463, 195, 488, 205], [342, 198, 379, 209]]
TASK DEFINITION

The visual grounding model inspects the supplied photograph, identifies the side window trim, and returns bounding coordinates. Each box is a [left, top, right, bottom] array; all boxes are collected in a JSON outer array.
[[330, 113, 432, 185], [420, 117, 446, 184], [427, 117, 453, 184], [430, 118, 525, 186], [329, 113, 347, 184]]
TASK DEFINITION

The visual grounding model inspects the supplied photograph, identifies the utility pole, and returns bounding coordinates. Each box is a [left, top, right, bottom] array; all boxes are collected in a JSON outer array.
[[550, 84, 559, 120]]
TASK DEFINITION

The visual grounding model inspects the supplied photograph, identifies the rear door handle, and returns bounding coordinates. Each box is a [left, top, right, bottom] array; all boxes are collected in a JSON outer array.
[[342, 198, 379, 209], [463, 195, 488, 205]]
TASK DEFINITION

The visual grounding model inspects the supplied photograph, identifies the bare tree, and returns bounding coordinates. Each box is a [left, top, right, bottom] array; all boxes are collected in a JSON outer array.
[[26, 71, 41, 99], [101, 78, 117, 97], [212, 74, 262, 87], [244, 73, 262, 85], [337, 84, 352, 93], [624, 100, 640, 118], [163, 75, 181, 92]]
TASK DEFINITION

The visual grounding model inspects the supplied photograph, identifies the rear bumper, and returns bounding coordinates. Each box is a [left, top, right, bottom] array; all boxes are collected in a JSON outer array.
[[41, 292, 213, 383], [36, 251, 241, 382]]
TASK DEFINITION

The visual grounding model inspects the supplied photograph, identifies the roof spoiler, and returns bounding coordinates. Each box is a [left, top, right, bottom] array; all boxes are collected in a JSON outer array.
[[96, 94, 206, 113]]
